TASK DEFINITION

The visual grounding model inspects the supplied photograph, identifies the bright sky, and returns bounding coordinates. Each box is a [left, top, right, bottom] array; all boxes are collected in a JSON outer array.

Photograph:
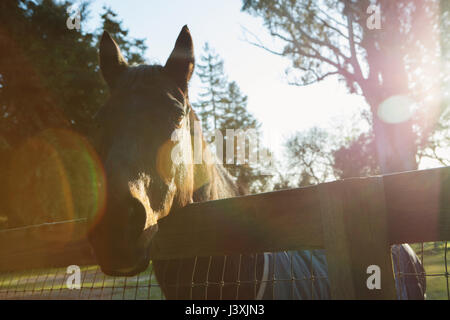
[[81, 0, 373, 164]]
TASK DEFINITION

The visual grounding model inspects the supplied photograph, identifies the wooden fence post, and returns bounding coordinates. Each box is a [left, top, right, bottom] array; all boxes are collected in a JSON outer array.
[[319, 176, 397, 300]]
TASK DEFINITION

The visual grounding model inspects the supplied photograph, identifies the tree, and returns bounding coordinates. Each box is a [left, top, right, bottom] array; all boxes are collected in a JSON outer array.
[[242, 0, 448, 176], [193, 44, 271, 193], [221, 81, 266, 192], [194, 43, 228, 132], [98, 7, 147, 66], [285, 127, 337, 185], [332, 132, 378, 178], [0, 1, 148, 227], [0, 0, 101, 227], [284, 108, 378, 184], [0, 0, 98, 144], [0, 1, 148, 144]]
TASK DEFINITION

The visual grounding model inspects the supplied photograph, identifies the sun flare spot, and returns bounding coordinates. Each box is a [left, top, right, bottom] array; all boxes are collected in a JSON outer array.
[[377, 95, 417, 124], [7, 129, 106, 241]]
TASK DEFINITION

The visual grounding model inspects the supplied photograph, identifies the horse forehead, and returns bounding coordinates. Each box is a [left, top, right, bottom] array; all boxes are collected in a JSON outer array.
[[97, 66, 182, 117], [94, 65, 187, 158], [118, 65, 174, 95], [108, 88, 178, 123]]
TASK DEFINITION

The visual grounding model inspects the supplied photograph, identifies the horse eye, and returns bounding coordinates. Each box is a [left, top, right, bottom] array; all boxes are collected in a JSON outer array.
[[173, 109, 185, 128]]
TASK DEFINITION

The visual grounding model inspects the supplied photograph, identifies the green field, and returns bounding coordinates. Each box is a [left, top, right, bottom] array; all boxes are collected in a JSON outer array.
[[410, 242, 449, 300], [0, 263, 164, 300]]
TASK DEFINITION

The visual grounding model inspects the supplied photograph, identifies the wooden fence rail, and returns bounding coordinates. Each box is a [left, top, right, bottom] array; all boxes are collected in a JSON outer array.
[[1, 166, 450, 299]]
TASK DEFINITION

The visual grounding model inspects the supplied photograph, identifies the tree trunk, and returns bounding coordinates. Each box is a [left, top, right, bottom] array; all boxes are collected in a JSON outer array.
[[364, 92, 418, 175], [372, 118, 418, 174]]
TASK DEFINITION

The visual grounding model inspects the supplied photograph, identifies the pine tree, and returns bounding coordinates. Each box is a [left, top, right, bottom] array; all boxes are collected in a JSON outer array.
[[193, 43, 228, 132], [99, 7, 147, 65], [0, 1, 148, 228], [221, 81, 258, 129], [193, 44, 272, 193]]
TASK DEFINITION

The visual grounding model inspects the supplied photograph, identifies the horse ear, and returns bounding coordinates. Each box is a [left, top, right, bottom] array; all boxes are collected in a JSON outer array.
[[164, 25, 195, 94], [99, 31, 128, 88]]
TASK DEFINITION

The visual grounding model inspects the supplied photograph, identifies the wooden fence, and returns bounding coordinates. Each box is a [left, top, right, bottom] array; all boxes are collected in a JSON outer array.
[[1, 166, 450, 299]]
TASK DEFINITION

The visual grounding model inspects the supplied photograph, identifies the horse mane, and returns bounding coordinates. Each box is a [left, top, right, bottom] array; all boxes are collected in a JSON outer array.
[[187, 107, 241, 204]]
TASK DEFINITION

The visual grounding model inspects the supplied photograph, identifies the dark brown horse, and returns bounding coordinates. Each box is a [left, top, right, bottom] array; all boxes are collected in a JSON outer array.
[[88, 26, 426, 300], [88, 26, 267, 299]]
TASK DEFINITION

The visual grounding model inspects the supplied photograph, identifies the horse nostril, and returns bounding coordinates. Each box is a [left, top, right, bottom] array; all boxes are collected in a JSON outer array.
[[127, 198, 147, 236]]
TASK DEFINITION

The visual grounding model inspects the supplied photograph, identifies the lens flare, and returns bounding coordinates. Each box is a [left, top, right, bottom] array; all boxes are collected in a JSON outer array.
[[377, 95, 417, 124], [7, 128, 106, 242]]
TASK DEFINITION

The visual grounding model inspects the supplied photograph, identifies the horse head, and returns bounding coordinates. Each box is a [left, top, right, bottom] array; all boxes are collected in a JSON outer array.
[[88, 26, 196, 276]]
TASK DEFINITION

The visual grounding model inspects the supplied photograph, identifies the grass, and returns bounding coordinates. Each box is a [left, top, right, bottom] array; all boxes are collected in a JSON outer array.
[[1, 243, 448, 300], [410, 242, 449, 300], [0, 263, 164, 300]]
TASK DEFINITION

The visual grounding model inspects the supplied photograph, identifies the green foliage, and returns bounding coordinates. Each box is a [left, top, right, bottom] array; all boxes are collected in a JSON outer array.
[[332, 132, 378, 179], [6, 129, 105, 226], [193, 43, 271, 193], [1, 0, 95, 142], [0, 1, 148, 143], [242, 0, 448, 177], [0, 0, 147, 227], [194, 43, 228, 132], [99, 7, 147, 66], [284, 109, 377, 186], [284, 127, 336, 186]]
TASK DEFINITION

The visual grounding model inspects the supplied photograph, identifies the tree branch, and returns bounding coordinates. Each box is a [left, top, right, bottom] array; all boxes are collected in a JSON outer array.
[[345, 9, 366, 87]]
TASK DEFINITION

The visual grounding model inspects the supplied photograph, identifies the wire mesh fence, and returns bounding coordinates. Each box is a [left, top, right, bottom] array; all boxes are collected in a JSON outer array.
[[408, 241, 449, 300], [0, 242, 448, 300], [0, 264, 163, 300]]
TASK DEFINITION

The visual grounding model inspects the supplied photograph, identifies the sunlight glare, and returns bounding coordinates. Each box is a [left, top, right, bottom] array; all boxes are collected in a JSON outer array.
[[377, 95, 416, 124]]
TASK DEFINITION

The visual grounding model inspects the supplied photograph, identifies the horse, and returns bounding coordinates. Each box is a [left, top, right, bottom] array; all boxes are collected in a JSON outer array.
[[87, 26, 426, 299]]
